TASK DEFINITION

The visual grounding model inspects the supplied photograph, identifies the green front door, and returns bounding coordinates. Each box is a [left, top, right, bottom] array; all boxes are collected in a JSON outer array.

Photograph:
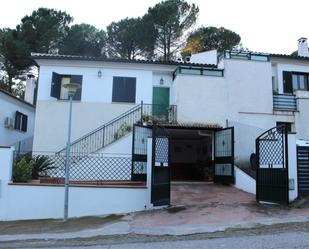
[[152, 87, 170, 120]]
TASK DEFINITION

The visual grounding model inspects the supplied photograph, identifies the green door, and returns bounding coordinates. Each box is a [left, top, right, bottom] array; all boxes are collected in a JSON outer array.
[[152, 87, 170, 120]]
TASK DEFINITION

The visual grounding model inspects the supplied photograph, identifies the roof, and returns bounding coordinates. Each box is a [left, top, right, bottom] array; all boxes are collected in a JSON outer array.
[[268, 53, 309, 62], [31, 53, 217, 68], [0, 89, 35, 108]]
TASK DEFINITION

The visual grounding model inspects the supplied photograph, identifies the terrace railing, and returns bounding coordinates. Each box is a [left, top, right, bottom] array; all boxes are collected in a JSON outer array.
[[273, 94, 297, 111]]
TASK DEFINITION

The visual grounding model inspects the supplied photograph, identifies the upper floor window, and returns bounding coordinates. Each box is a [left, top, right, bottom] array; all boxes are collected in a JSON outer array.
[[51, 72, 83, 100], [283, 71, 309, 94], [14, 111, 28, 132], [112, 76, 136, 103]]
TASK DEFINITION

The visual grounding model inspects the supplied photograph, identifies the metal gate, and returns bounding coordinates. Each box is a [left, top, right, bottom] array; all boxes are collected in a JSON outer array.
[[297, 146, 309, 195], [151, 124, 170, 206], [214, 127, 235, 184], [256, 125, 289, 204], [131, 124, 152, 181]]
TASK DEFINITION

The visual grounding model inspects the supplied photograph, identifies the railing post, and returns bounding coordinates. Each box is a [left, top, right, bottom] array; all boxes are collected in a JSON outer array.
[[141, 100, 143, 123]]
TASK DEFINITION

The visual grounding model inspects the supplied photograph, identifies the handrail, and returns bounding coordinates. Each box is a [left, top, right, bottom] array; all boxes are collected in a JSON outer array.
[[58, 103, 177, 155]]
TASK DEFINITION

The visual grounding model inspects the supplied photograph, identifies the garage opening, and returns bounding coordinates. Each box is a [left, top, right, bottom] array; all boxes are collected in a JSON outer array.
[[169, 128, 214, 182]]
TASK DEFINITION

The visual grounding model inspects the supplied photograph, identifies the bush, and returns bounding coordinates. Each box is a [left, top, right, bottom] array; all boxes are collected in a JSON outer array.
[[12, 158, 35, 182], [31, 155, 55, 179]]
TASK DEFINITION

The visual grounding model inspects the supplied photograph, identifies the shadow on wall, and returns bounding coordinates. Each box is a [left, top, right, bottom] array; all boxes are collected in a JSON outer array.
[[230, 122, 266, 168]]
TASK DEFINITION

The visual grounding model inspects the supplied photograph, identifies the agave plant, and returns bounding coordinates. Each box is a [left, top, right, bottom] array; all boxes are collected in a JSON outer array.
[[31, 155, 56, 179]]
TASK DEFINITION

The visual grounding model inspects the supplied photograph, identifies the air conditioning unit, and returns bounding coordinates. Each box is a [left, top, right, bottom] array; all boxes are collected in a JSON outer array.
[[4, 117, 14, 129]]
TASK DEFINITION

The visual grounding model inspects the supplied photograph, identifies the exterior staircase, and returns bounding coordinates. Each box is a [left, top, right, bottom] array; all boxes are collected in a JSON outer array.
[[58, 103, 177, 155]]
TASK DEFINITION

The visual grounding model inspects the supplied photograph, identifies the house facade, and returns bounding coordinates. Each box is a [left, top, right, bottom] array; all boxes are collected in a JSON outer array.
[[0, 78, 36, 152], [30, 38, 309, 207]]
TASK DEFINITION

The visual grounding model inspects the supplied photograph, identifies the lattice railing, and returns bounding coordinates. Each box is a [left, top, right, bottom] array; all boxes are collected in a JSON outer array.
[[13, 152, 132, 183]]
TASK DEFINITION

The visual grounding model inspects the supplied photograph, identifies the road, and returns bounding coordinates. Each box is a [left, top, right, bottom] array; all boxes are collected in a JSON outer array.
[[2, 222, 309, 249], [21, 231, 309, 249]]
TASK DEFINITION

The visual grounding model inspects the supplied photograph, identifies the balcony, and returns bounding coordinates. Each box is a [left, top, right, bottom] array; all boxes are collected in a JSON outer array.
[[273, 94, 297, 111]]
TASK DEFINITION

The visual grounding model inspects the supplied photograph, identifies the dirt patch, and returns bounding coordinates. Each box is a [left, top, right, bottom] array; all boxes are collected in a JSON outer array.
[[0, 214, 123, 235]]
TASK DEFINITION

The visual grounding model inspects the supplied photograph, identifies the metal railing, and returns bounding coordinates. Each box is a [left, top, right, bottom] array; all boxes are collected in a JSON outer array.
[[13, 152, 133, 183], [58, 103, 177, 155], [273, 94, 297, 111]]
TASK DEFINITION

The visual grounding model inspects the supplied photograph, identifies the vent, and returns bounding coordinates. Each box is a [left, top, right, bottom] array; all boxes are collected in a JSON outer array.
[[4, 117, 14, 129]]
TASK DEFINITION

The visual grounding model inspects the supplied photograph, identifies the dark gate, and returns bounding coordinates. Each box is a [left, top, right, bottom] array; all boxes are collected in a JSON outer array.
[[131, 124, 152, 181], [214, 127, 235, 184], [151, 124, 170, 206], [256, 125, 289, 204], [297, 146, 309, 195]]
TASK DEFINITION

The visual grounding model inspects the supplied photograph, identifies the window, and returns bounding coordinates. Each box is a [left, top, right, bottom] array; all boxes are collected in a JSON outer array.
[[51, 72, 83, 100], [14, 111, 28, 132], [276, 122, 293, 133], [283, 71, 309, 93], [112, 77, 136, 103]]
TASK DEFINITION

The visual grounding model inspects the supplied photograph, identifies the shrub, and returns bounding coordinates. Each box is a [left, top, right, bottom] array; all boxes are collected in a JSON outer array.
[[12, 158, 35, 182]]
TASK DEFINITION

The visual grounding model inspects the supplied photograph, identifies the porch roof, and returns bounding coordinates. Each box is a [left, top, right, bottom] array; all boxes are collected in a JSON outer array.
[[160, 122, 222, 130]]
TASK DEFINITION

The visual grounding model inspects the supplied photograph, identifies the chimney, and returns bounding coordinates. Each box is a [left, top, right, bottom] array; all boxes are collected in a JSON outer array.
[[24, 74, 36, 105], [297, 37, 309, 57]]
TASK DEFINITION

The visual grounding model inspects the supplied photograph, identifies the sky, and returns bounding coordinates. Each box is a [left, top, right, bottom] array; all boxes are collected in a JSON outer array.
[[0, 0, 308, 54]]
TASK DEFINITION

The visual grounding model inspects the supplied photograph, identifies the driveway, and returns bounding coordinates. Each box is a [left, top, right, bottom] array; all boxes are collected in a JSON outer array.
[[130, 182, 309, 235]]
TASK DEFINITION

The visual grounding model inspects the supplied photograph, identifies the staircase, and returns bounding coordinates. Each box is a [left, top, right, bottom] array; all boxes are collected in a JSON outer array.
[[58, 103, 177, 155]]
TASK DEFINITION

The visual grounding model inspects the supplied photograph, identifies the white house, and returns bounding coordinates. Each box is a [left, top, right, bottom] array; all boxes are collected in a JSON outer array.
[[1, 39, 309, 221], [0, 76, 36, 152]]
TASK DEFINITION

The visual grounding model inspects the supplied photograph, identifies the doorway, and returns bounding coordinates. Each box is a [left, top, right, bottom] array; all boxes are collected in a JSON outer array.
[[152, 87, 170, 119]]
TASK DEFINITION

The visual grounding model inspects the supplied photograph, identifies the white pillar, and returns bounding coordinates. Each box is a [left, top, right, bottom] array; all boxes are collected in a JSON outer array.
[[24, 74, 36, 105]]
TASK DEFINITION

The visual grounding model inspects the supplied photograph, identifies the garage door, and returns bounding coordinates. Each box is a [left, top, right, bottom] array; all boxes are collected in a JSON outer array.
[[297, 146, 309, 195]]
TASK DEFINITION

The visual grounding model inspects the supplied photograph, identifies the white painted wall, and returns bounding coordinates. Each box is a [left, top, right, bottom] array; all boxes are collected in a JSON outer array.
[[234, 166, 256, 195], [295, 90, 309, 140], [33, 59, 176, 152], [190, 50, 218, 65], [0, 91, 35, 149], [288, 134, 298, 202], [0, 147, 152, 221], [98, 133, 132, 154]]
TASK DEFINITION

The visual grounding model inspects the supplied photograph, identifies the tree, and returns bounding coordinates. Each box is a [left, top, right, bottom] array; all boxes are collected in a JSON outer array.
[[17, 8, 73, 54], [0, 29, 31, 92], [182, 26, 241, 57], [60, 23, 107, 57], [106, 17, 155, 60], [145, 0, 199, 61]]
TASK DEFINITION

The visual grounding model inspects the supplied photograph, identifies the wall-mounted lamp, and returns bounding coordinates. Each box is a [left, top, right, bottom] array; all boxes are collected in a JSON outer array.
[[160, 77, 164, 85], [98, 70, 102, 78]]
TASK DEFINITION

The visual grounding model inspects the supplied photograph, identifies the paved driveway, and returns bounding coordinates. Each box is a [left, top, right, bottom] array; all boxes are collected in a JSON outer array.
[[130, 182, 309, 235]]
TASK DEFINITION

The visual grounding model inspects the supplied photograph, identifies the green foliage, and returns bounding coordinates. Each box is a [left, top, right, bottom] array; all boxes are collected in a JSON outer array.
[[182, 26, 241, 57], [145, 0, 199, 61], [31, 155, 56, 179], [60, 23, 107, 57], [13, 154, 56, 181], [0, 29, 31, 92], [107, 17, 155, 59], [12, 157, 35, 182], [17, 8, 73, 53]]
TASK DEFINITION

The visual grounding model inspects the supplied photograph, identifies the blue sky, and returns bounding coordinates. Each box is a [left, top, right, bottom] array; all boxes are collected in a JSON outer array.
[[1, 0, 308, 54]]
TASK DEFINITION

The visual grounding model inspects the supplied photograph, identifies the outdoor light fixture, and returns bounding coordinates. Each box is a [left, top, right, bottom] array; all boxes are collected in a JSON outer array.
[[160, 77, 164, 85], [62, 82, 80, 221], [98, 70, 102, 78]]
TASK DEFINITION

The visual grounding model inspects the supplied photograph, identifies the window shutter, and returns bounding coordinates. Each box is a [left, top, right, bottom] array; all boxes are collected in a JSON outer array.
[[283, 71, 293, 94], [70, 75, 83, 101], [21, 114, 28, 132], [124, 77, 136, 103], [14, 111, 21, 130], [112, 77, 136, 103], [51, 72, 62, 99]]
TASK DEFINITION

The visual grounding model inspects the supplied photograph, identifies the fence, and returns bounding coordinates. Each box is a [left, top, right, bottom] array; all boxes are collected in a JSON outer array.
[[13, 152, 133, 184]]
